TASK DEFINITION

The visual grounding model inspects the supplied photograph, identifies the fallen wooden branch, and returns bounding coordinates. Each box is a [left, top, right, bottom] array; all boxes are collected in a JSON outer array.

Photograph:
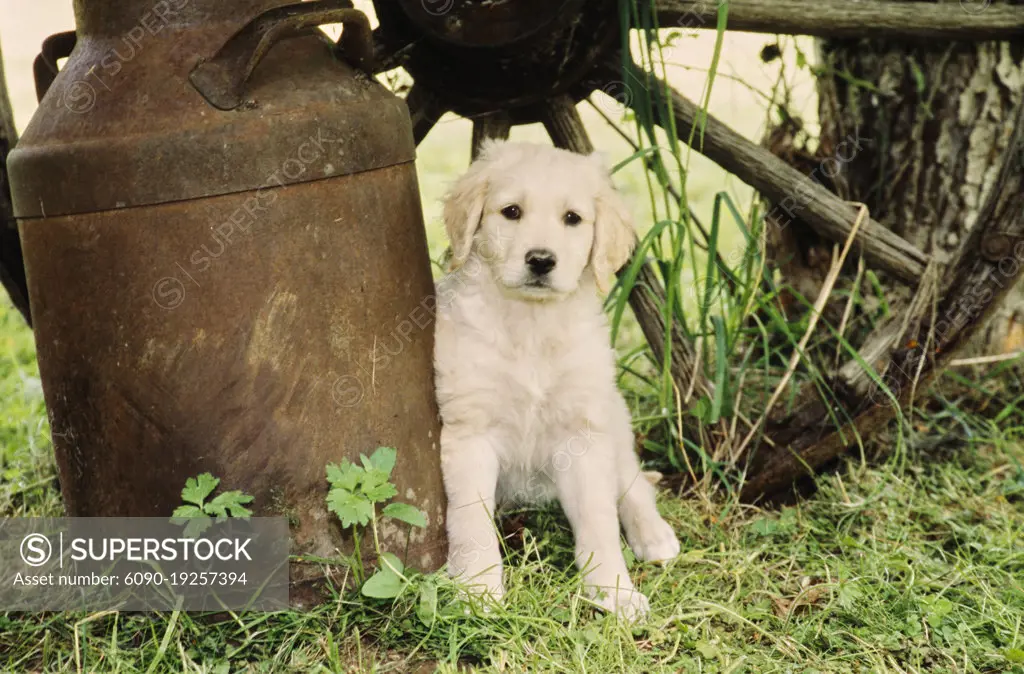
[[657, 0, 1024, 41]]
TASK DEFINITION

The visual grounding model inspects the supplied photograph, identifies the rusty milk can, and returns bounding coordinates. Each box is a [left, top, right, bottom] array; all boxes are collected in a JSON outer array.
[[7, 0, 446, 592]]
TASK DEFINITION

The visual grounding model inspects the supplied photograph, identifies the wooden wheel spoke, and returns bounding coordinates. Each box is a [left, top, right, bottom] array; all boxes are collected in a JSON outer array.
[[405, 83, 449, 146], [470, 111, 512, 160], [655, 0, 1024, 41], [539, 95, 594, 155], [609, 58, 929, 286]]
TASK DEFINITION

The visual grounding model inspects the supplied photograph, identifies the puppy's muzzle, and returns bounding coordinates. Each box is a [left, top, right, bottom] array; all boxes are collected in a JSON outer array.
[[525, 248, 557, 276]]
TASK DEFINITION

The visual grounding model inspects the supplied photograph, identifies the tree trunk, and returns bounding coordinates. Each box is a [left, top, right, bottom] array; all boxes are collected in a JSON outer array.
[[771, 0, 1024, 356]]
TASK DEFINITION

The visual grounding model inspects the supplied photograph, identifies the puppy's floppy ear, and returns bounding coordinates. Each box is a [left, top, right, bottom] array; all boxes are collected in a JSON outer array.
[[442, 161, 489, 271], [590, 163, 636, 294]]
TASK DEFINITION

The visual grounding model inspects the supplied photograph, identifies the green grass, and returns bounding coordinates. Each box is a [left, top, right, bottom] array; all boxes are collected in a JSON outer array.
[[2, 294, 1023, 672], [0, 295, 58, 518]]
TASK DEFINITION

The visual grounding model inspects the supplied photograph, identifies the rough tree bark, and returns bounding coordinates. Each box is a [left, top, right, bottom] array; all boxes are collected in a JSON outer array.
[[770, 0, 1024, 356]]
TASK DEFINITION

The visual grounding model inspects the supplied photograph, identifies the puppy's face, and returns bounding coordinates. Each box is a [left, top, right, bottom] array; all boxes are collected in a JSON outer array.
[[480, 161, 598, 299], [443, 141, 635, 301]]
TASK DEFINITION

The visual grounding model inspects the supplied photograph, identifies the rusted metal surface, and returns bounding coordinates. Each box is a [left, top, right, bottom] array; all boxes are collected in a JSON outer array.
[[190, 1, 374, 110], [9, 0, 446, 591], [32, 31, 77, 102], [10, 2, 411, 218], [22, 164, 445, 576]]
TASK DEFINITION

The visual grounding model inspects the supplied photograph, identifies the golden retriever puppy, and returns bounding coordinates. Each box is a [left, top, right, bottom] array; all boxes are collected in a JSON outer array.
[[434, 141, 680, 619]]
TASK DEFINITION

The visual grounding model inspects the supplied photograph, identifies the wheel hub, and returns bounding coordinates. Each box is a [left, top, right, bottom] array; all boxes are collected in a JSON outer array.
[[373, 0, 620, 121]]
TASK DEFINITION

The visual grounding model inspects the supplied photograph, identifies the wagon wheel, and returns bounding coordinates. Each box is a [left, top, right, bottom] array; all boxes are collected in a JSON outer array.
[[367, 0, 1024, 501]]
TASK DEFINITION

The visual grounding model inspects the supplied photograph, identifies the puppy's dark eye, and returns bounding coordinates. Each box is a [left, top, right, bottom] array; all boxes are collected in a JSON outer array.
[[563, 210, 582, 226], [501, 204, 522, 220]]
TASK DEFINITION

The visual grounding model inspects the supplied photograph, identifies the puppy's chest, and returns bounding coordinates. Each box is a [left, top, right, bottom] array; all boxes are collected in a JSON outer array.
[[486, 339, 595, 462], [498, 347, 558, 405], [491, 358, 564, 504], [485, 345, 563, 427], [441, 293, 612, 462]]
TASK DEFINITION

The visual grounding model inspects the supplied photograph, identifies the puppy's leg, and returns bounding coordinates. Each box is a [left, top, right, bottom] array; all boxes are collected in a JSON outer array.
[[442, 427, 504, 601], [613, 417, 680, 564], [552, 435, 649, 620]]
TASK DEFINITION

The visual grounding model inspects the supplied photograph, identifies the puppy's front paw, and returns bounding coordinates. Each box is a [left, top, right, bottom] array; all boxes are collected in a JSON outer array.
[[627, 514, 681, 564], [451, 572, 504, 618], [451, 566, 505, 604], [591, 585, 650, 621], [468, 572, 506, 603]]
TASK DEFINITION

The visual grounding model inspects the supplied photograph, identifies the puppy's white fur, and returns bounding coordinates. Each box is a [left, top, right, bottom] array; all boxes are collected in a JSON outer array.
[[434, 141, 680, 619]]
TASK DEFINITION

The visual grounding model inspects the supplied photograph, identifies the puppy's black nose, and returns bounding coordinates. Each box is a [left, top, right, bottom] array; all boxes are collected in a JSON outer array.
[[525, 249, 557, 275]]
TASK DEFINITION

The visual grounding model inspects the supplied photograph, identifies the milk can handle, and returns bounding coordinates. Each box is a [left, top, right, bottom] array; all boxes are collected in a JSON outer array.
[[189, 1, 374, 111], [32, 31, 78, 102]]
